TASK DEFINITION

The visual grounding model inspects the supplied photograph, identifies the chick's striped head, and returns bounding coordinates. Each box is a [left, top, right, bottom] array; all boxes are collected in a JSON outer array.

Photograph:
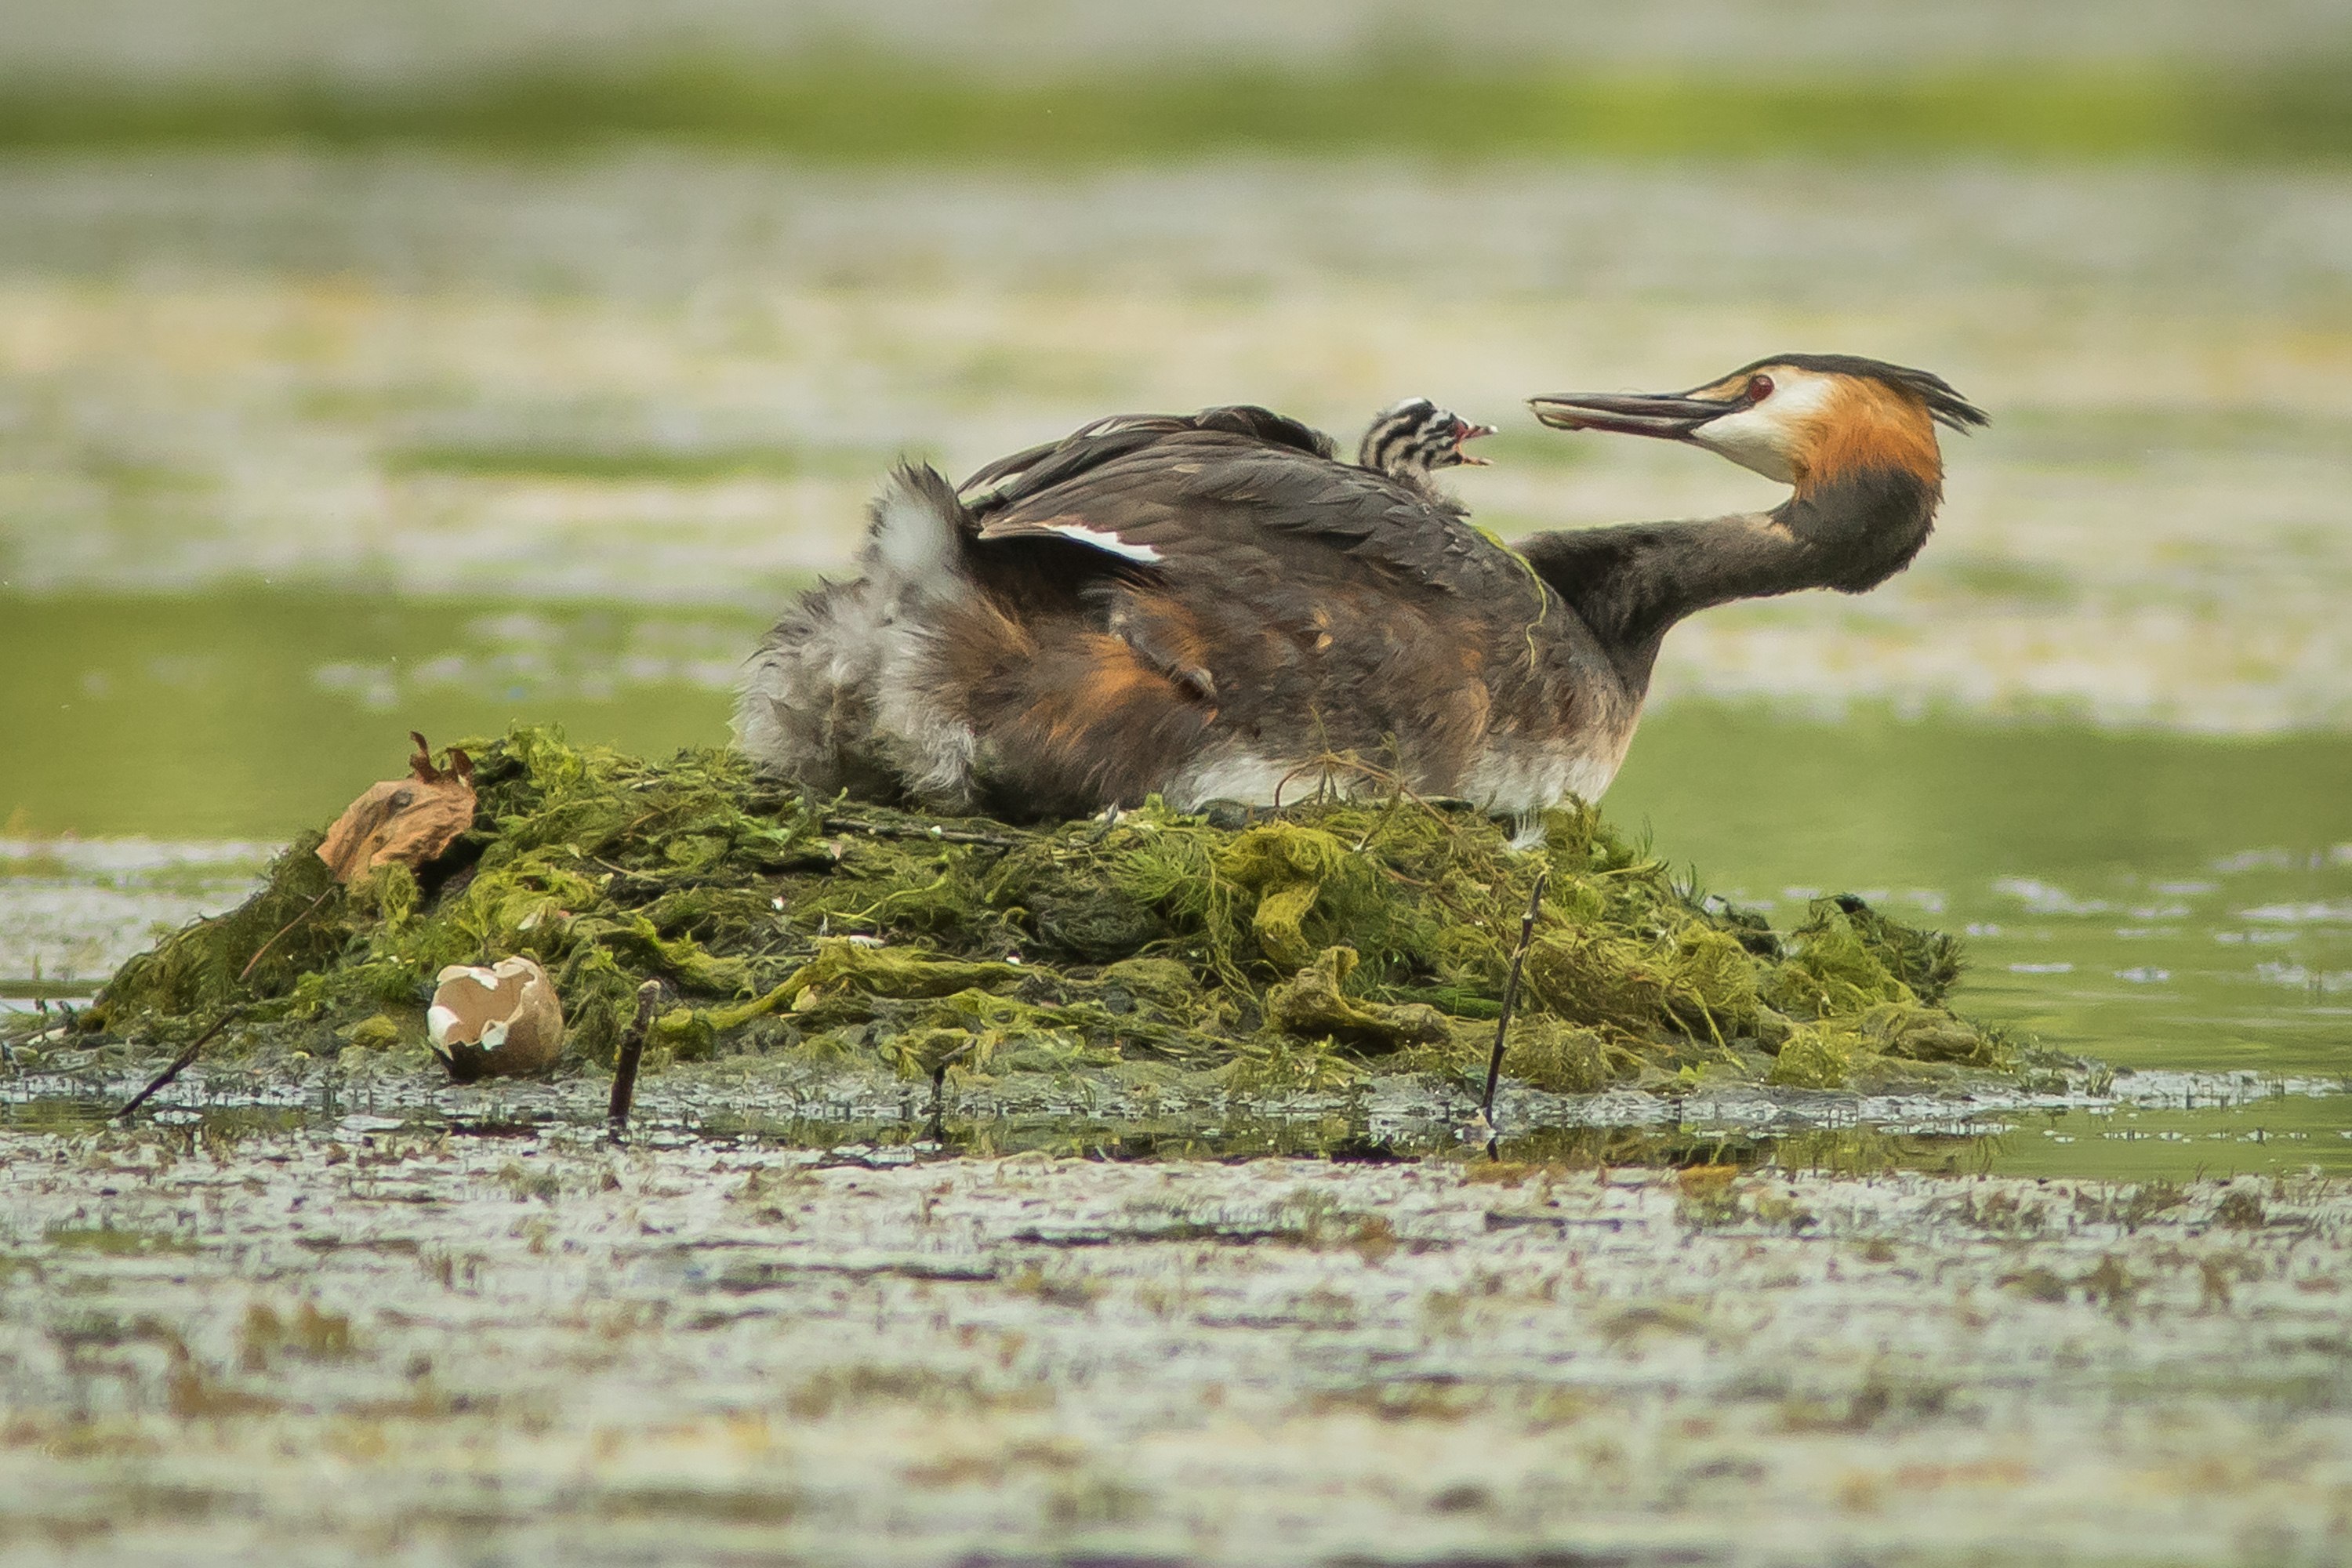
[[1358, 397, 1496, 479]]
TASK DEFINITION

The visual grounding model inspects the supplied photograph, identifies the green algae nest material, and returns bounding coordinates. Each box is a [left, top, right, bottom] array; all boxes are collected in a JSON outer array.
[[81, 725, 2014, 1095]]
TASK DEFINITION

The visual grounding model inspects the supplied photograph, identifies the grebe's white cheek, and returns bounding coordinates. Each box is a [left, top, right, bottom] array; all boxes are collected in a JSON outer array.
[[1692, 408, 1799, 485]]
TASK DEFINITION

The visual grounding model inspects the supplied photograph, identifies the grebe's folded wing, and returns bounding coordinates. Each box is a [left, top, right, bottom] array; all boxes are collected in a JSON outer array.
[[972, 433, 1517, 593], [957, 405, 1336, 517]]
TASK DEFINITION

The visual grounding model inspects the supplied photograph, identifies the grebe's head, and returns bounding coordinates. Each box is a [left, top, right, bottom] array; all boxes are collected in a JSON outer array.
[[1528, 354, 1985, 492], [1359, 397, 1497, 478]]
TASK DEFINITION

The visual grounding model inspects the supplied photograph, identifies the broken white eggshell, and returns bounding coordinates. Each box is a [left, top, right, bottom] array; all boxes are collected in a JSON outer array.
[[427, 956, 564, 1082]]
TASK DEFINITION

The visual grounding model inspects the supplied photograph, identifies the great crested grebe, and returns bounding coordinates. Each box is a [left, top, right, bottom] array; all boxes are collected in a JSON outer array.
[[735, 355, 1984, 823]]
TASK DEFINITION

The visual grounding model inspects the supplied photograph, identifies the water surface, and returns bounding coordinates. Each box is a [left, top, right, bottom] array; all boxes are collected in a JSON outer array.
[[5, 593, 2344, 1177]]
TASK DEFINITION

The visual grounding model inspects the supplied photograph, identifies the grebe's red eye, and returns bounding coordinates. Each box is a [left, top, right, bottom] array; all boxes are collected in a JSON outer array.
[[1747, 374, 1774, 401]]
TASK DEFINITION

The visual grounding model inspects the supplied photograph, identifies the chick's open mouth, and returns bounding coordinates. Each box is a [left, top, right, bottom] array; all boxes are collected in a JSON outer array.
[[1453, 419, 1497, 465]]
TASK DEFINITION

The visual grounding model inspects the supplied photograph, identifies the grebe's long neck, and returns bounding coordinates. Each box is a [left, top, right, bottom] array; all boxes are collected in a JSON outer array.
[[1515, 463, 1941, 689]]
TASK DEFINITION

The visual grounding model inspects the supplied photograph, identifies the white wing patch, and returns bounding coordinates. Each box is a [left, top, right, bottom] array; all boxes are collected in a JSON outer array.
[[1046, 524, 1162, 564]]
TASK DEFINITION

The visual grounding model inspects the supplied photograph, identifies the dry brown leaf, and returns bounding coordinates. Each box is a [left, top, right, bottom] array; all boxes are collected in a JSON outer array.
[[316, 731, 477, 884]]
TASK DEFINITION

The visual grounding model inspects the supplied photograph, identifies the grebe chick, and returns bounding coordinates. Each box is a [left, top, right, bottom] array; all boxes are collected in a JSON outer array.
[[1357, 397, 1495, 495]]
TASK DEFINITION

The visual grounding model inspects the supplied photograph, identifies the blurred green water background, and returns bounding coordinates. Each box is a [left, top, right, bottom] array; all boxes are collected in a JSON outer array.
[[4, 0, 2348, 162], [1, 0, 2347, 1170]]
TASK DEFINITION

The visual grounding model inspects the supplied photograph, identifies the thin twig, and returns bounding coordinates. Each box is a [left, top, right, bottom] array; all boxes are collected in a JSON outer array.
[[117, 1007, 244, 1121], [1479, 871, 1550, 1157], [606, 981, 664, 1132], [237, 887, 335, 985], [1272, 751, 1401, 813], [927, 1040, 978, 1139], [1269, 750, 1480, 842], [821, 815, 1018, 848], [1352, 775, 1410, 852]]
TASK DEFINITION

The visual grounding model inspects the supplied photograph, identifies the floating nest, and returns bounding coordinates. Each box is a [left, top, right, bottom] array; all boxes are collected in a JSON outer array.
[[67, 725, 2027, 1101]]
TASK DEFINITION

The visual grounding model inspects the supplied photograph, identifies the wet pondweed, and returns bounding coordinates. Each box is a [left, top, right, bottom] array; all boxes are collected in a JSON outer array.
[[7, 666, 2347, 1176], [19, 724, 2062, 1142]]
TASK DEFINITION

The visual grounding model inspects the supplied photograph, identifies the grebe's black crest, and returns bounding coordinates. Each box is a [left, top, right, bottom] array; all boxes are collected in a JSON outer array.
[[1726, 354, 1989, 433], [1357, 397, 1497, 479]]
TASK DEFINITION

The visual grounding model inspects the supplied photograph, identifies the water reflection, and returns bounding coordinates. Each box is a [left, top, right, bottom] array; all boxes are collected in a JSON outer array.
[[4, 597, 2347, 1177], [9, 1072, 2347, 1181]]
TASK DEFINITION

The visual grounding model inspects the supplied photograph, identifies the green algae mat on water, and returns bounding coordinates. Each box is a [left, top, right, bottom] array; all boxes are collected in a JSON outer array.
[[65, 726, 2040, 1107]]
